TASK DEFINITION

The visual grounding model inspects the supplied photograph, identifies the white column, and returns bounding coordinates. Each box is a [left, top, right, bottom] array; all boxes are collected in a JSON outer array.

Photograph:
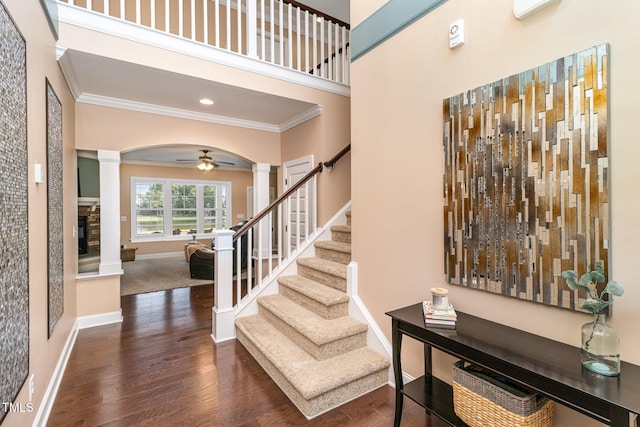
[[212, 229, 235, 342], [97, 150, 122, 276], [246, 0, 258, 58], [252, 163, 271, 258]]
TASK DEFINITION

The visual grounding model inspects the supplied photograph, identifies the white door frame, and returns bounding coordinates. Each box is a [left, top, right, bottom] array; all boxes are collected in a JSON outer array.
[[283, 155, 315, 255]]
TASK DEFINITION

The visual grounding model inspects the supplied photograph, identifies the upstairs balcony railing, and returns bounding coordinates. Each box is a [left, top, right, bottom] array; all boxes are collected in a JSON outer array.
[[58, 0, 350, 85]]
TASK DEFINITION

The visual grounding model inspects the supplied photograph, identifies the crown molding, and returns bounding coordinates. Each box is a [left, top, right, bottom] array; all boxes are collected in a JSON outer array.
[[77, 93, 283, 132], [280, 105, 324, 132], [56, 47, 81, 99]]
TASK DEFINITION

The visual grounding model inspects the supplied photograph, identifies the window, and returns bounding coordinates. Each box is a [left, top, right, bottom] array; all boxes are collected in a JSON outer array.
[[204, 184, 228, 232], [171, 184, 197, 234], [132, 177, 231, 240], [135, 182, 164, 235]]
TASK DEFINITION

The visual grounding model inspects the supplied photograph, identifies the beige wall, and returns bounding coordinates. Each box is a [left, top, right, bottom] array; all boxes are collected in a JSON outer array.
[[281, 97, 351, 225], [119, 162, 253, 255], [75, 103, 281, 165], [76, 276, 121, 317], [3, 1, 77, 426], [351, 1, 640, 426]]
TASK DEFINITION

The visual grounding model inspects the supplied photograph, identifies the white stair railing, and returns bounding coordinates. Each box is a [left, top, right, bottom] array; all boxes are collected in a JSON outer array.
[[57, 0, 350, 85], [211, 163, 320, 342], [212, 144, 350, 342]]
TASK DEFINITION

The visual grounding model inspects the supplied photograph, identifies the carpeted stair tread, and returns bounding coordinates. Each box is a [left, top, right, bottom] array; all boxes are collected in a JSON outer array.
[[314, 240, 351, 254], [258, 294, 366, 346], [235, 314, 390, 401], [297, 257, 347, 279], [278, 275, 349, 307]]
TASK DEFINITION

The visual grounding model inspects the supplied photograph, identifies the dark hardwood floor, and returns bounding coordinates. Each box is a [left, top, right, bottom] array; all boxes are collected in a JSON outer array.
[[47, 285, 441, 426]]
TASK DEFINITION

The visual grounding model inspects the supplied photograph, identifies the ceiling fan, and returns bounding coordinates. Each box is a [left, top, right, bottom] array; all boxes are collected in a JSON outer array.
[[176, 150, 236, 171]]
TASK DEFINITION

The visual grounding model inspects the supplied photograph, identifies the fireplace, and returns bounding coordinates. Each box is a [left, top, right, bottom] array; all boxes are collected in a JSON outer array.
[[77, 204, 100, 255], [78, 216, 87, 254]]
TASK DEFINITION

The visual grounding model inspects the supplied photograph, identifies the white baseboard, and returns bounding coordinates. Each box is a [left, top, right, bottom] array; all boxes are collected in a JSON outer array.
[[346, 263, 420, 388], [346, 261, 396, 385], [33, 311, 123, 426], [32, 322, 79, 427], [77, 310, 123, 329]]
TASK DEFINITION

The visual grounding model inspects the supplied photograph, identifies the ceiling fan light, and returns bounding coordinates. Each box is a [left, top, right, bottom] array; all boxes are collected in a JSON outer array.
[[197, 161, 214, 171]]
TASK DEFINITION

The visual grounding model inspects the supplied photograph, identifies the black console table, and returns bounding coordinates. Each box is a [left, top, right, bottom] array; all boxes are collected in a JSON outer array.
[[387, 303, 640, 427]]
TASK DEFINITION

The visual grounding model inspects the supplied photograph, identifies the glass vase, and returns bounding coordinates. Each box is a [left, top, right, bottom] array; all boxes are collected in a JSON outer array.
[[581, 313, 620, 376]]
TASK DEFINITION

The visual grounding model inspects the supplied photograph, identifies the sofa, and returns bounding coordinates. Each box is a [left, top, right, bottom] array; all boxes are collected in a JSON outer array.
[[189, 222, 249, 280]]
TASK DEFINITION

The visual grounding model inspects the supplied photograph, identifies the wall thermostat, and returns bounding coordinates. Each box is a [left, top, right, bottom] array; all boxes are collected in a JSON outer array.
[[449, 19, 464, 49]]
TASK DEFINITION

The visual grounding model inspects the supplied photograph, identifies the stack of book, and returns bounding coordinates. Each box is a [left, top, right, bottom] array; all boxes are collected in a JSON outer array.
[[422, 300, 457, 329]]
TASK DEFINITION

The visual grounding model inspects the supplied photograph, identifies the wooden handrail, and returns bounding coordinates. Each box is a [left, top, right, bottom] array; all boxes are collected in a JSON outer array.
[[282, 0, 350, 29], [310, 43, 350, 74], [233, 144, 351, 241], [323, 143, 350, 169], [233, 162, 323, 241]]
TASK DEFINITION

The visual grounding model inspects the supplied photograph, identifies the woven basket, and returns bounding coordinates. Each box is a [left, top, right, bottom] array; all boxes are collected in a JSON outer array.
[[452, 361, 554, 427], [120, 247, 138, 262]]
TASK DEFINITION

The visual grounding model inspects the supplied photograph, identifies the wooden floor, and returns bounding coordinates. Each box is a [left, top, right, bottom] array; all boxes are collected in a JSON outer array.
[[47, 285, 441, 426]]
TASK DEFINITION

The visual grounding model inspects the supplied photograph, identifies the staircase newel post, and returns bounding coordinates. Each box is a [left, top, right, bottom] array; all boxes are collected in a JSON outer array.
[[212, 229, 235, 342]]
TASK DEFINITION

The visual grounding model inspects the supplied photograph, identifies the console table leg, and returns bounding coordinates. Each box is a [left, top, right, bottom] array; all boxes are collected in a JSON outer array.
[[609, 406, 629, 427], [424, 344, 432, 376], [392, 319, 404, 427]]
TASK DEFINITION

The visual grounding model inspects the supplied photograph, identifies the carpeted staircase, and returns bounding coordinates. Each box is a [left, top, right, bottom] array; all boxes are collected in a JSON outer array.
[[235, 211, 390, 418]]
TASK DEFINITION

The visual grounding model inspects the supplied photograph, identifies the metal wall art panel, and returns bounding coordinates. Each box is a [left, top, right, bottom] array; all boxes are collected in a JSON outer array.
[[0, 0, 29, 422], [443, 44, 609, 311], [47, 79, 64, 337]]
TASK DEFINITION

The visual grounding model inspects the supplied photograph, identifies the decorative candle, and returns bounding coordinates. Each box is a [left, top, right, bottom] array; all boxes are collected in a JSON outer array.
[[431, 287, 449, 310]]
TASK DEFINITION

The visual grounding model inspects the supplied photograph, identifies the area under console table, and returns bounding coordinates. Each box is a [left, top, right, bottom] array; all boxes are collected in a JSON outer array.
[[387, 303, 640, 427]]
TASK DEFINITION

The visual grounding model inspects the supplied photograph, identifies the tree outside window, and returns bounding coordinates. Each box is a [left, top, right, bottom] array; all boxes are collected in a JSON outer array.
[[172, 184, 197, 235], [135, 183, 164, 235], [132, 178, 231, 239]]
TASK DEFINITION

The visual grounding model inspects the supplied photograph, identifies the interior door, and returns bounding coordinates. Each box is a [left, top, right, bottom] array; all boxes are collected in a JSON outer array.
[[283, 155, 314, 253]]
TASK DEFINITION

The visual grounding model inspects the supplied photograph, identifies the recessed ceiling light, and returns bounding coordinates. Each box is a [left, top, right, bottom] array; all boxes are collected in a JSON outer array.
[[200, 98, 214, 106]]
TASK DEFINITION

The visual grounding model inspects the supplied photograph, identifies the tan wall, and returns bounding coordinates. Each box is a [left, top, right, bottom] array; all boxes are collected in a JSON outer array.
[[3, 1, 77, 426], [75, 103, 281, 165], [351, 1, 640, 426], [76, 276, 121, 317], [281, 97, 351, 225], [120, 162, 253, 255]]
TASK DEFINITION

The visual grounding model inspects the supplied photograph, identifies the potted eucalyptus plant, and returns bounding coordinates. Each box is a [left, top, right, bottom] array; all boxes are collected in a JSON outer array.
[[561, 261, 624, 376]]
